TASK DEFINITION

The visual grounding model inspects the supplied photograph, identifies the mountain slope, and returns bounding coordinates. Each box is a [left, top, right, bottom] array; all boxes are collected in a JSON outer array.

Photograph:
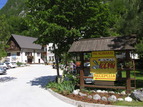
[[0, 0, 27, 17]]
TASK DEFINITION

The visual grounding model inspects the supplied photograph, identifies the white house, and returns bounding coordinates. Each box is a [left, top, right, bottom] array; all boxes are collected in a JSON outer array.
[[42, 43, 55, 64], [6, 34, 55, 64]]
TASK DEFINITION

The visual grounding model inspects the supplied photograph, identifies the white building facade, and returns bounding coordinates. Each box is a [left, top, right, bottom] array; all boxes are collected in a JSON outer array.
[[42, 43, 55, 64], [6, 34, 45, 64]]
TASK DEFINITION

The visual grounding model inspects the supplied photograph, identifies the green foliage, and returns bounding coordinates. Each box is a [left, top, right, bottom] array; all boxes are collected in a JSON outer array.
[[0, 15, 10, 59], [109, 0, 143, 36], [26, 0, 115, 76], [0, 0, 27, 17], [7, 16, 31, 36], [136, 40, 143, 58], [47, 81, 75, 95], [26, 0, 114, 50], [47, 70, 79, 95], [16, 62, 23, 66], [0, 0, 31, 37], [114, 100, 143, 106]]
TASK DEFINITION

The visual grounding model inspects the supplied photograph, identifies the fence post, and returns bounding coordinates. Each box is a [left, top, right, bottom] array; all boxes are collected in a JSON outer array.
[[80, 53, 84, 90], [125, 50, 131, 94]]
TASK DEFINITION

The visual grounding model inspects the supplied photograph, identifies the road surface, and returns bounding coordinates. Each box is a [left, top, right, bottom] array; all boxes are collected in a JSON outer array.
[[0, 64, 75, 107]]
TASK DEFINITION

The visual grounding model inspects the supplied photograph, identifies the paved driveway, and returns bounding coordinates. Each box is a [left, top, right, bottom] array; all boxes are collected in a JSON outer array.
[[0, 64, 75, 107]]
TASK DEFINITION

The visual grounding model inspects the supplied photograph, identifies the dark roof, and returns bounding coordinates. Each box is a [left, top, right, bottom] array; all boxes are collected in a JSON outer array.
[[11, 34, 42, 49], [69, 35, 136, 52]]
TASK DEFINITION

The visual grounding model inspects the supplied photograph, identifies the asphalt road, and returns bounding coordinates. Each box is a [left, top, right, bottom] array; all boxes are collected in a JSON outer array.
[[0, 64, 75, 107]]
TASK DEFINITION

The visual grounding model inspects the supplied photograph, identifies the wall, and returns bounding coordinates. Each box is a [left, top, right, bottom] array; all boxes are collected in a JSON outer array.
[[43, 43, 55, 64], [6, 49, 44, 64]]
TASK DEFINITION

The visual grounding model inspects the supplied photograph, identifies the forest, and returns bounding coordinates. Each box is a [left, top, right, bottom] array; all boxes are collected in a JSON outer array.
[[0, 0, 143, 60]]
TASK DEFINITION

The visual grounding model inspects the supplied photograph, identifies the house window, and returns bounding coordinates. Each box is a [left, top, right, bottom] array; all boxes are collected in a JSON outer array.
[[17, 52, 20, 56], [25, 52, 32, 56], [49, 47, 52, 51], [52, 56, 55, 61], [7, 53, 11, 56], [37, 52, 40, 57], [44, 47, 47, 51], [49, 56, 51, 61]]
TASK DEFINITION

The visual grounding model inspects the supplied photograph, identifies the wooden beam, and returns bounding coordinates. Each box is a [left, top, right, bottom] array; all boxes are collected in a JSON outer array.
[[79, 53, 84, 90], [84, 84, 126, 89], [77, 84, 135, 90], [125, 50, 131, 94]]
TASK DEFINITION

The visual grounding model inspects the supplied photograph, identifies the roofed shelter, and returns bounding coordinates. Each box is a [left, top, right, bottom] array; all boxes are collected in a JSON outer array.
[[69, 35, 136, 52], [69, 35, 137, 93]]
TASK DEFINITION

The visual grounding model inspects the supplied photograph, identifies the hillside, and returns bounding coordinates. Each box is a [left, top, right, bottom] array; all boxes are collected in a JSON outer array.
[[0, 0, 27, 17]]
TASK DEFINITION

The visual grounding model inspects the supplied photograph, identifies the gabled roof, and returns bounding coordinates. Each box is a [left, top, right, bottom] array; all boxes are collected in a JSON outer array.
[[11, 34, 42, 50], [68, 35, 136, 53]]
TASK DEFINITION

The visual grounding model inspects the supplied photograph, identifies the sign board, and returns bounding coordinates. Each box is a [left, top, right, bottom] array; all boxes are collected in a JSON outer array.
[[93, 74, 116, 81], [90, 51, 117, 81], [92, 51, 115, 57]]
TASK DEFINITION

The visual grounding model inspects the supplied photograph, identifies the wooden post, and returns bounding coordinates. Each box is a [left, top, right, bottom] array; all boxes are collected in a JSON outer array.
[[125, 51, 131, 94], [80, 53, 84, 90]]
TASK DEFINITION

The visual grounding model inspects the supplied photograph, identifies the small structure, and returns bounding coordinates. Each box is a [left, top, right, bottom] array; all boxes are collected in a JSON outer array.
[[6, 34, 55, 64], [69, 35, 136, 93]]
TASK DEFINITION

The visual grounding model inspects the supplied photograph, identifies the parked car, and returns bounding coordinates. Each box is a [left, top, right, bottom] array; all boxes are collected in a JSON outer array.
[[0, 63, 9, 69], [0, 67, 6, 75], [84, 62, 90, 67], [4, 62, 17, 68], [84, 62, 95, 84]]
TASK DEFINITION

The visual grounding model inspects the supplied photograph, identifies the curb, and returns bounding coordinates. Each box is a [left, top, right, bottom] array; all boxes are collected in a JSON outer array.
[[47, 88, 127, 107]]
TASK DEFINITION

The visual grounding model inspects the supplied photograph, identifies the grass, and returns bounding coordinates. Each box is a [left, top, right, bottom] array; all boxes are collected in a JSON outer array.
[[121, 69, 143, 89], [114, 101, 143, 106], [113, 69, 143, 106]]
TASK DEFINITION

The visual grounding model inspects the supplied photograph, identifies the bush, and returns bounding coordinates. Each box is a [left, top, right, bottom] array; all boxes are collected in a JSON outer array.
[[47, 80, 75, 95], [47, 70, 79, 95], [16, 62, 23, 66]]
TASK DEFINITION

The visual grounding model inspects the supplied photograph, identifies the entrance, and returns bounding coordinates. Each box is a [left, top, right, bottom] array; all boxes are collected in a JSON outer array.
[[27, 56, 33, 64]]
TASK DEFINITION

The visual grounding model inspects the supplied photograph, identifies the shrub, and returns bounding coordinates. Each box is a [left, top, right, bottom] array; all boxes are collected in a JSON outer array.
[[16, 62, 23, 66], [47, 70, 79, 95], [47, 80, 75, 95]]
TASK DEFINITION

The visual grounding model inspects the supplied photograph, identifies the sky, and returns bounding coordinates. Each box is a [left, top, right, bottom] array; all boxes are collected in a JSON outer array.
[[0, 0, 8, 9]]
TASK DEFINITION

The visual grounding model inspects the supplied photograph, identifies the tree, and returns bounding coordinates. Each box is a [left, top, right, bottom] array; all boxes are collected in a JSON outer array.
[[0, 15, 10, 60], [109, 0, 143, 36], [109, 0, 143, 57], [7, 16, 30, 36], [26, 0, 114, 77]]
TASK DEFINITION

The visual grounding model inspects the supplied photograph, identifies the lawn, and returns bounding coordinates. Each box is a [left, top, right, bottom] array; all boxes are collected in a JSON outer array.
[[113, 69, 143, 106], [121, 69, 143, 89]]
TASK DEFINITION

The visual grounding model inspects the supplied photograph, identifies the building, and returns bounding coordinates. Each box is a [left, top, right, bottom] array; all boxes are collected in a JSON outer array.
[[6, 34, 55, 63], [6, 34, 55, 64], [42, 43, 55, 64]]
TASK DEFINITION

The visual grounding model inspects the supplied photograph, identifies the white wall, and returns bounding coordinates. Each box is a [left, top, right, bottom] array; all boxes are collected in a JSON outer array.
[[6, 49, 44, 63], [6, 51, 21, 63], [116, 52, 139, 59], [45, 43, 55, 63]]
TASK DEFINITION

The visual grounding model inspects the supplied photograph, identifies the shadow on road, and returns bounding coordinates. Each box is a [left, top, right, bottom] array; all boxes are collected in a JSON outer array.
[[0, 77, 17, 83], [28, 76, 57, 88]]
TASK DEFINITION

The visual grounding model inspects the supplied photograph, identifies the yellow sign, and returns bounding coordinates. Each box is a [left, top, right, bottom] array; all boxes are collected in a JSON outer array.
[[90, 57, 117, 73], [93, 74, 116, 81], [92, 51, 115, 58], [90, 55, 117, 81]]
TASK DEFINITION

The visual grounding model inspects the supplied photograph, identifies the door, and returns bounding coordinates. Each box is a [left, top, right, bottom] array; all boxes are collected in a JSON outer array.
[[38, 59, 40, 63]]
